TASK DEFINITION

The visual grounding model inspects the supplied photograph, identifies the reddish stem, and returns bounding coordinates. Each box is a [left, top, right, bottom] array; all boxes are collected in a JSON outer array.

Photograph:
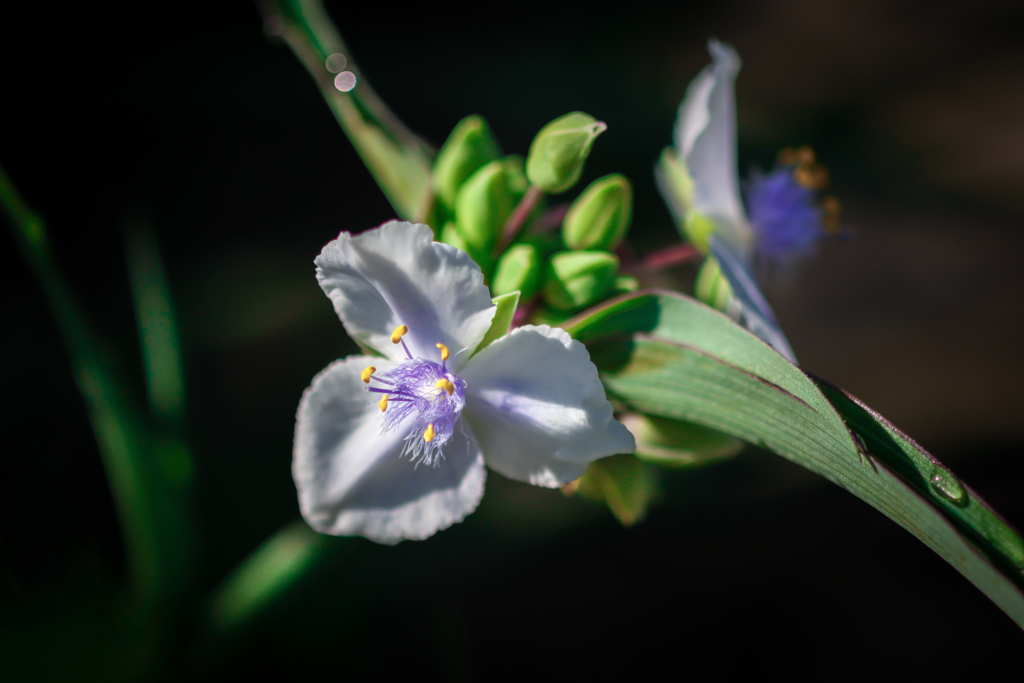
[[495, 186, 544, 258], [621, 243, 700, 273]]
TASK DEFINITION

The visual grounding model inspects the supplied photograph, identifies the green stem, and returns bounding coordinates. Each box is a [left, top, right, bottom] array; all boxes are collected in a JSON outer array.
[[259, 0, 435, 221], [495, 185, 544, 257]]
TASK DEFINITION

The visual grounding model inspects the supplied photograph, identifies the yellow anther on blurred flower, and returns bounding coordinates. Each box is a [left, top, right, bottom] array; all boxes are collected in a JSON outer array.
[[391, 324, 409, 344], [436, 343, 449, 361], [794, 161, 829, 191], [378, 394, 388, 412], [423, 423, 435, 443], [361, 366, 376, 384], [435, 378, 455, 396], [777, 145, 828, 191], [822, 195, 842, 234]]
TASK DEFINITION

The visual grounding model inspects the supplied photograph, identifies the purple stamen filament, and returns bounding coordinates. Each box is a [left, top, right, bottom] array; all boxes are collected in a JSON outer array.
[[363, 327, 466, 467]]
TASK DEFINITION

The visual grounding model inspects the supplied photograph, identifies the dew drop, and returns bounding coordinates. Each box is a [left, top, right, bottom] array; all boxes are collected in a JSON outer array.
[[325, 53, 347, 73], [334, 71, 357, 92], [929, 464, 966, 505]]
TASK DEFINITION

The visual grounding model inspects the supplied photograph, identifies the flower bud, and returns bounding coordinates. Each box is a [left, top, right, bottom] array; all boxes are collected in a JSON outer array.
[[695, 256, 733, 312], [433, 116, 500, 211], [455, 159, 515, 261], [542, 250, 619, 310], [563, 174, 632, 251], [613, 275, 640, 294], [502, 154, 529, 201], [526, 112, 607, 194], [491, 243, 541, 300], [567, 454, 659, 527], [439, 221, 469, 252]]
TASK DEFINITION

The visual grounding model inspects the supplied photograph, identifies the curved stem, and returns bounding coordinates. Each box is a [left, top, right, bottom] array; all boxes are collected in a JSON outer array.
[[495, 185, 545, 257]]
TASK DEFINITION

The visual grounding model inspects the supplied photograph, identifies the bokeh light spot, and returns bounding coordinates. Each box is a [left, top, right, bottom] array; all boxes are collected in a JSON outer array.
[[334, 71, 357, 92]]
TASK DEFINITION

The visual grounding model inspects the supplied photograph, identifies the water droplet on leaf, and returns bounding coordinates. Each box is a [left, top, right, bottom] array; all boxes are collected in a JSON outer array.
[[929, 464, 966, 505]]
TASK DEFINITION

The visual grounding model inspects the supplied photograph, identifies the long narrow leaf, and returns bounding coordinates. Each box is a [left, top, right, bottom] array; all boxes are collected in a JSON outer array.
[[565, 290, 1024, 626], [1, 167, 195, 607], [204, 520, 347, 635], [124, 215, 186, 429]]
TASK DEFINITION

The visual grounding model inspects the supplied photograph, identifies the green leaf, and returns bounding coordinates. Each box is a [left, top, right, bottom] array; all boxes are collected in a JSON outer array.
[[814, 378, 1024, 574], [124, 215, 187, 428], [474, 291, 519, 356], [566, 290, 1024, 627], [205, 520, 346, 635], [1, 167, 195, 607]]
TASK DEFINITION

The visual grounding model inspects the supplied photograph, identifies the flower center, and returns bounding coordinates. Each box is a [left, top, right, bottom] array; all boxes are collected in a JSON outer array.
[[745, 146, 841, 262], [361, 325, 465, 467]]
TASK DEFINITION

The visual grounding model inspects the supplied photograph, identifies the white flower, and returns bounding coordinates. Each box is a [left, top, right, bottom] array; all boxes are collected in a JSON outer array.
[[293, 220, 635, 544], [657, 39, 801, 362]]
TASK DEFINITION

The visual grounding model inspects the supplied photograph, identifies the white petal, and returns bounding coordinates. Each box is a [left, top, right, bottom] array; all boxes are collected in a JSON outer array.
[[315, 221, 496, 368], [674, 39, 751, 248], [460, 325, 635, 488], [709, 236, 798, 363], [293, 356, 486, 544]]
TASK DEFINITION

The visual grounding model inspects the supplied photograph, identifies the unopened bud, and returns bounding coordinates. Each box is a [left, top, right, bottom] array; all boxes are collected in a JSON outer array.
[[542, 251, 619, 310], [502, 154, 529, 200], [443, 221, 493, 274], [491, 244, 541, 300], [526, 112, 607, 194], [614, 275, 640, 294], [433, 116, 501, 210], [455, 159, 515, 262], [563, 174, 632, 251], [439, 222, 469, 252], [694, 256, 733, 312]]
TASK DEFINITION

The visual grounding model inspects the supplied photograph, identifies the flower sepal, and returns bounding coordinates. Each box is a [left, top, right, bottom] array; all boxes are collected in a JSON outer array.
[[563, 454, 660, 527]]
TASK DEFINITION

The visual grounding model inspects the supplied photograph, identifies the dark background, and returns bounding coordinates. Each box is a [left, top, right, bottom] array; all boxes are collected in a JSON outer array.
[[2, 0, 1023, 679]]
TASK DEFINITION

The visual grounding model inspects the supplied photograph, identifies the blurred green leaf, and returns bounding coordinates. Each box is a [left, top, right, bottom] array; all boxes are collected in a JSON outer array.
[[565, 290, 1024, 627], [1, 167, 195, 608], [266, 0, 434, 221], [205, 520, 345, 635]]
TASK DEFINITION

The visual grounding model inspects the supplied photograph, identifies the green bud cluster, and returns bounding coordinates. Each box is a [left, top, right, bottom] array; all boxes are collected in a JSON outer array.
[[431, 111, 636, 323]]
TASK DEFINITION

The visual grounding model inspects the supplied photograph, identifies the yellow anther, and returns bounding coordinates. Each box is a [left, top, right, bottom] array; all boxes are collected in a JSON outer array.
[[436, 343, 449, 361], [378, 394, 388, 412], [822, 195, 842, 234], [361, 366, 376, 384], [391, 324, 409, 344], [794, 162, 829, 191], [423, 423, 435, 443], [435, 378, 455, 396]]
